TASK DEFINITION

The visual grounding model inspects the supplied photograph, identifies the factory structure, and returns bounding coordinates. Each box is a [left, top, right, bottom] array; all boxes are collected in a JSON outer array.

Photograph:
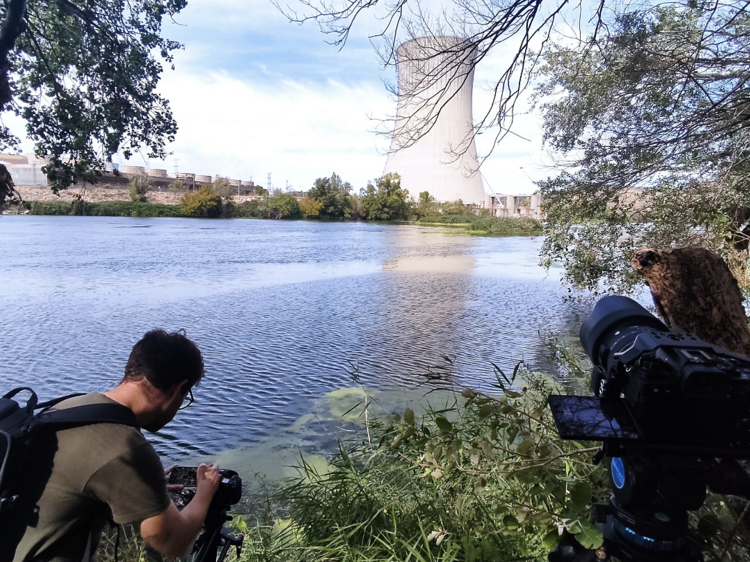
[[383, 36, 542, 219], [0, 154, 257, 195]]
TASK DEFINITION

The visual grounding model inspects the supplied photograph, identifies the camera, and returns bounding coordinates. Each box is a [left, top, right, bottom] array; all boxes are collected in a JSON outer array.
[[547, 296, 750, 562], [550, 296, 750, 457], [168, 466, 242, 512], [167, 466, 244, 562]]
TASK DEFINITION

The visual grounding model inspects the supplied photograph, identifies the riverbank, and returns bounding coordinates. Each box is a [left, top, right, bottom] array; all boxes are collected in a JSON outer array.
[[8, 187, 543, 236]]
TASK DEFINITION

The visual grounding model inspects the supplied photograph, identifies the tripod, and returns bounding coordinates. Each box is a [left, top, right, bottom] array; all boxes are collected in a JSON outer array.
[[191, 505, 244, 562], [548, 453, 750, 562]]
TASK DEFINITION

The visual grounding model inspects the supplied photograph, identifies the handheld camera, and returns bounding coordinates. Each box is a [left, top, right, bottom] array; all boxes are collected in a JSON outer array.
[[168, 466, 244, 562], [548, 296, 750, 562]]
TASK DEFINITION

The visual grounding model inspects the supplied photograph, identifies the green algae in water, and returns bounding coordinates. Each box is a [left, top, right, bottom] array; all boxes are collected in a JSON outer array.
[[191, 385, 459, 488]]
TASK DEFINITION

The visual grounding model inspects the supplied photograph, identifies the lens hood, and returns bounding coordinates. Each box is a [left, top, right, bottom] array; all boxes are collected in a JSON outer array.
[[580, 296, 667, 364]]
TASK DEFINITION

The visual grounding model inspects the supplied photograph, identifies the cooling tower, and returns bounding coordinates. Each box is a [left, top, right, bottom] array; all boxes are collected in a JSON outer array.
[[383, 37, 486, 205]]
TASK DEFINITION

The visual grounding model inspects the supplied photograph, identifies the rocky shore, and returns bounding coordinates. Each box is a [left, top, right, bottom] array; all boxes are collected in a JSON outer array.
[[16, 185, 257, 206]]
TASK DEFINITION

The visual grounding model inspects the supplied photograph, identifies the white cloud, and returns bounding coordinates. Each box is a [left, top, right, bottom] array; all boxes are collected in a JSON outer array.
[[145, 69, 392, 191]]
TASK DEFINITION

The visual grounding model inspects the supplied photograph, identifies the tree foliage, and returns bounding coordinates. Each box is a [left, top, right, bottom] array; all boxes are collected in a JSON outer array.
[[298, 195, 323, 217], [128, 172, 150, 203], [180, 185, 223, 218], [0, 0, 185, 191], [308, 173, 353, 219], [535, 4, 750, 291], [360, 173, 410, 221]]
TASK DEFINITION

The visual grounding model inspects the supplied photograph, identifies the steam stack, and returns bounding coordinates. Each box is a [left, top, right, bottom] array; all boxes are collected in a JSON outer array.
[[383, 37, 486, 205]]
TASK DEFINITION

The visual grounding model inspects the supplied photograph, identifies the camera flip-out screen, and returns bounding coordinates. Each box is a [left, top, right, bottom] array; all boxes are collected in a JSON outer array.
[[548, 395, 640, 441]]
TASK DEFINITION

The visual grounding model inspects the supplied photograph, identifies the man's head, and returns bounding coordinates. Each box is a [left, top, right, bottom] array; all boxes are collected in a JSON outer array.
[[122, 329, 204, 431]]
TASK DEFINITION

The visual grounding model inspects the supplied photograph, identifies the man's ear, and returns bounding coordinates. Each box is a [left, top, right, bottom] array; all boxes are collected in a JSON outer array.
[[177, 379, 191, 395]]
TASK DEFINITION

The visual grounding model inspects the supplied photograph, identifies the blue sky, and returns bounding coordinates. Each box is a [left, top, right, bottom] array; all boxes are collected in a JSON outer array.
[[151, 0, 549, 195], [16, 0, 548, 195]]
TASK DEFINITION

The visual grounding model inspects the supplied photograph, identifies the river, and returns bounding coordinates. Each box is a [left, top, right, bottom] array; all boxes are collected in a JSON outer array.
[[0, 216, 590, 475]]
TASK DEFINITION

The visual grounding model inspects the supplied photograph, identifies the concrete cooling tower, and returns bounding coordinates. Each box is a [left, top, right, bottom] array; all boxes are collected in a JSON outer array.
[[383, 37, 486, 205]]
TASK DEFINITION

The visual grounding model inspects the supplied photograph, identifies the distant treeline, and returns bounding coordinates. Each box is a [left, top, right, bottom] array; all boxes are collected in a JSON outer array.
[[20, 172, 542, 236]]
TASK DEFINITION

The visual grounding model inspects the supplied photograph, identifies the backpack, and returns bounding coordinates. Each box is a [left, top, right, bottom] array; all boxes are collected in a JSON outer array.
[[0, 387, 138, 520]]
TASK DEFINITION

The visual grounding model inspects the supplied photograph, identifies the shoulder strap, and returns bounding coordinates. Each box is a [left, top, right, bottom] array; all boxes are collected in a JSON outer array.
[[37, 403, 138, 430]]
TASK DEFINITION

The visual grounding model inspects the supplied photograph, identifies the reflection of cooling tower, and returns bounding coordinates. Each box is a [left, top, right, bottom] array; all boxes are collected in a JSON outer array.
[[383, 37, 486, 205]]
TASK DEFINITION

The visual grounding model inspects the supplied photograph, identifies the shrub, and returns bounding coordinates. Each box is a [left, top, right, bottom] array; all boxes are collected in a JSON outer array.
[[299, 196, 323, 218], [212, 177, 235, 199], [180, 185, 223, 218], [128, 172, 151, 202], [360, 173, 410, 221], [168, 179, 186, 192], [266, 194, 302, 219]]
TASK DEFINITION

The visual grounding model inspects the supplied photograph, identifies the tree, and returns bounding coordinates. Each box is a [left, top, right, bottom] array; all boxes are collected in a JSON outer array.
[[167, 179, 185, 192], [308, 173, 353, 219], [278, 0, 613, 164], [360, 172, 410, 221], [266, 193, 302, 219], [128, 172, 151, 203], [299, 195, 323, 217], [440, 200, 466, 216], [413, 190, 436, 218], [180, 185, 223, 218], [0, 0, 185, 191], [211, 177, 234, 199], [254, 186, 268, 197], [534, 4, 750, 291]]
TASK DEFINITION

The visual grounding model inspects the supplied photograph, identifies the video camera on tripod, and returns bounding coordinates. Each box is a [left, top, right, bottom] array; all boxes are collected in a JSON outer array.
[[168, 466, 244, 562], [548, 296, 750, 562]]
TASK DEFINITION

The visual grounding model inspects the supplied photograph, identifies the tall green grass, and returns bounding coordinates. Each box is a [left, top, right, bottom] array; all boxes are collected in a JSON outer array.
[[417, 214, 542, 236]]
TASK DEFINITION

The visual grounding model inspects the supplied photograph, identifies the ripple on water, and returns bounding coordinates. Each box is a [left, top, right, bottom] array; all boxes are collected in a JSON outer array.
[[0, 217, 592, 462]]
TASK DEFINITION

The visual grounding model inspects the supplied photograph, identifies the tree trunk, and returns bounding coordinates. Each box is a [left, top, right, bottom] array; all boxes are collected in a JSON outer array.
[[631, 246, 750, 357]]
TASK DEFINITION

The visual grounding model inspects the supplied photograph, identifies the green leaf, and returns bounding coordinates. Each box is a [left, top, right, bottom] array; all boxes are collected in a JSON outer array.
[[502, 514, 519, 529], [543, 529, 560, 550], [576, 522, 603, 549], [435, 416, 453, 432], [570, 481, 593, 508], [478, 404, 494, 418], [516, 439, 534, 455], [697, 514, 720, 537], [404, 408, 415, 425]]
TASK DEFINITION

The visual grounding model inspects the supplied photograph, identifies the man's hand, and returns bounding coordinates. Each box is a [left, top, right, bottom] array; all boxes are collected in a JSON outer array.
[[139, 463, 222, 557], [196, 463, 221, 497]]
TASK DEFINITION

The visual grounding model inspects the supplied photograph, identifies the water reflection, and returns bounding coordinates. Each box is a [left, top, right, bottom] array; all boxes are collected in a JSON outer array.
[[0, 217, 588, 461]]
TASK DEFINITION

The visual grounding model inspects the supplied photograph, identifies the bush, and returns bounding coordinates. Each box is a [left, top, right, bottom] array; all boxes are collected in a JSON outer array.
[[299, 196, 323, 218], [180, 185, 223, 218], [417, 214, 542, 236], [28, 200, 183, 217], [266, 194, 302, 219], [212, 177, 235, 199], [128, 172, 151, 202], [167, 179, 186, 192], [360, 173, 410, 221]]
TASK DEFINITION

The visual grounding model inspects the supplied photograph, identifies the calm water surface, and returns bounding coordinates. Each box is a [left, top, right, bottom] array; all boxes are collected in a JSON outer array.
[[0, 216, 589, 462]]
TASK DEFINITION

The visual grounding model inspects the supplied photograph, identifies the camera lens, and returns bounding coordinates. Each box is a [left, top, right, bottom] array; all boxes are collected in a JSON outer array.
[[580, 296, 667, 365]]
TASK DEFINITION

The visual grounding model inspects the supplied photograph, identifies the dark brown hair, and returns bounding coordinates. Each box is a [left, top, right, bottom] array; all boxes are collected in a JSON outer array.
[[123, 329, 204, 391]]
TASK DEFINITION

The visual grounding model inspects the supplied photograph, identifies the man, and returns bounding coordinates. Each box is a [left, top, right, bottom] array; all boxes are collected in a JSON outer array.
[[9, 329, 221, 562]]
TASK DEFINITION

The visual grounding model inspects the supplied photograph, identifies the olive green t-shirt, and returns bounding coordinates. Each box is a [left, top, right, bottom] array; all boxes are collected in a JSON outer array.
[[11, 393, 171, 562]]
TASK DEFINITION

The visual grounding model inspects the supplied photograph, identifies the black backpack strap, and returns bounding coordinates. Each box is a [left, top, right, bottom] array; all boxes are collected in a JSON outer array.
[[2, 388, 38, 413], [37, 393, 86, 411], [37, 403, 138, 430]]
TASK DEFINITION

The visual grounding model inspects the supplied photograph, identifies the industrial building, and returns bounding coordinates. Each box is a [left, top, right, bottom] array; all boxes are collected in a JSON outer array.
[[0, 154, 255, 194], [383, 37, 486, 205]]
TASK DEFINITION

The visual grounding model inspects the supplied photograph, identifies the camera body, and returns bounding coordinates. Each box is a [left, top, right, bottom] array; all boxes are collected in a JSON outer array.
[[167, 466, 242, 511], [548, 296, 750, 562], [552, 296, 750, 457]]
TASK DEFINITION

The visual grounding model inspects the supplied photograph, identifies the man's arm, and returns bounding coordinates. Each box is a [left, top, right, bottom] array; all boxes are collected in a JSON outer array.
[[138, 464, 222, 557]]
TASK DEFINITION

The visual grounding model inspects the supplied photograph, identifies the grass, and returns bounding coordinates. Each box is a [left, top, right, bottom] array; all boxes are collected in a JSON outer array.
[[27, 200, 183, 217], [417, 214, 542, 236], [95, 360, 750, 562]]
